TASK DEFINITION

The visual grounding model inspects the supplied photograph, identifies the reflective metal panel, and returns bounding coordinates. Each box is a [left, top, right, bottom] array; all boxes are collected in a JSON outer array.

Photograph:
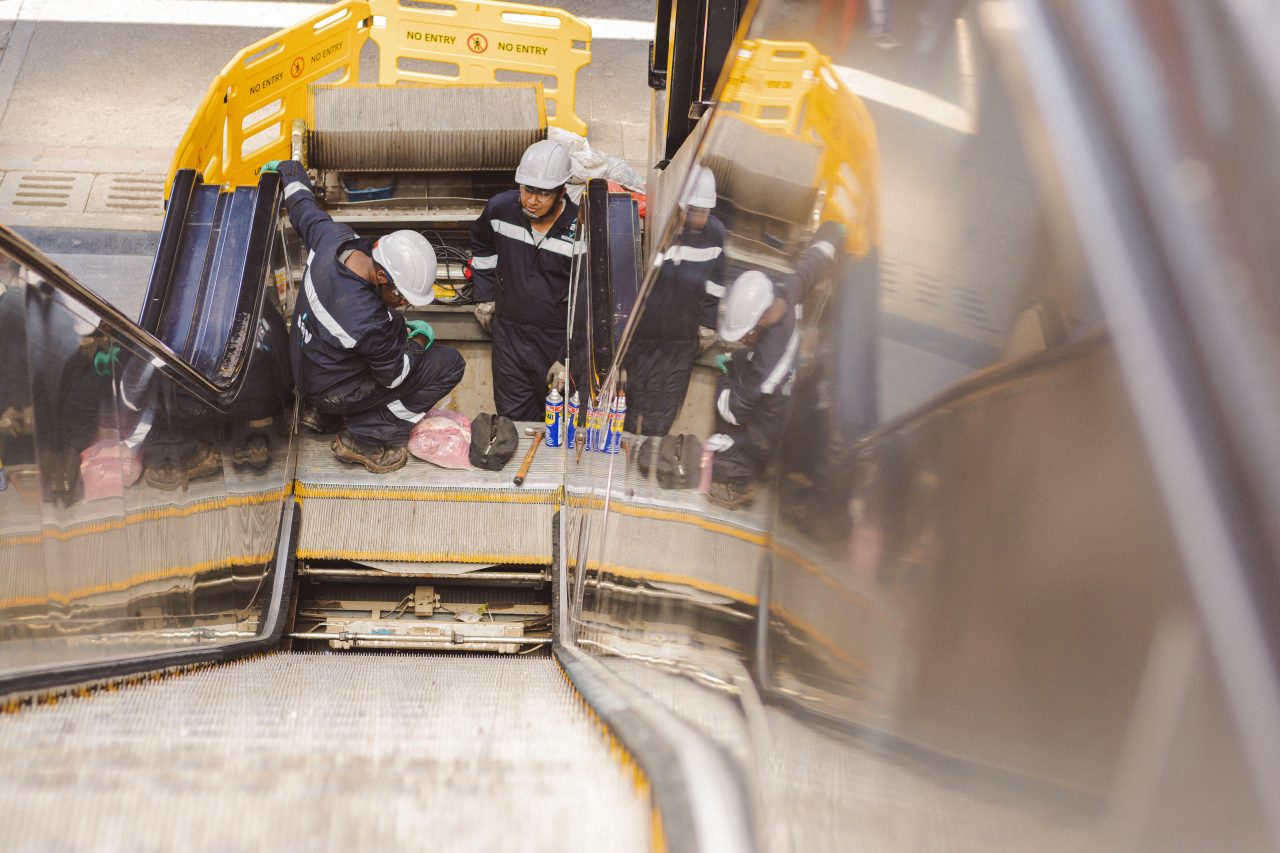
[[0, 241, 295, 681], [560, 0, 1280, 848]]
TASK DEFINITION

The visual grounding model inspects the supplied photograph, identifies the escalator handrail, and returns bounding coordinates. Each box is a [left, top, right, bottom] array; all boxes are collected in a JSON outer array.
[[0, 224, 233, 412]]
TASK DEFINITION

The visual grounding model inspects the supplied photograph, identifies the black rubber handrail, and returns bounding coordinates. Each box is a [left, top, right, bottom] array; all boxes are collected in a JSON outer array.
[[0, 224, 232, 411]]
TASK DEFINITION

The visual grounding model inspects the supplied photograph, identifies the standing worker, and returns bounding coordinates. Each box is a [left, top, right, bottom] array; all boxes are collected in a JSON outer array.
[[623, 165, 726, 435], [270, 160, 465, 473], [470, 139, 579, 420]]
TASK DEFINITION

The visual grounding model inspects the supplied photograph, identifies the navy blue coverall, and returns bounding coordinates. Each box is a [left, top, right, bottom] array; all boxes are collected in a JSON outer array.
[[710, 227, 841, 484], [623, 215, 726, 435], [469, 188, 579, 421], [280, 162, 464, 444], [711, 301, 800, 485]]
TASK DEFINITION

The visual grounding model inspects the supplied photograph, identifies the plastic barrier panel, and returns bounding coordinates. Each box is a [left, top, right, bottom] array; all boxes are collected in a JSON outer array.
[[718, 39, 878, 255], [810, 59, 879, 257], [370, 0, 592, 136], [168, 1, 373, 194], [720, 40, 823, 134]]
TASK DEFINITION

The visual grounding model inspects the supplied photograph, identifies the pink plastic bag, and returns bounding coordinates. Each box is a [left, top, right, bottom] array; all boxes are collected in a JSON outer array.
[[80, 439, 142, 501], [408, 409, 472, 469]]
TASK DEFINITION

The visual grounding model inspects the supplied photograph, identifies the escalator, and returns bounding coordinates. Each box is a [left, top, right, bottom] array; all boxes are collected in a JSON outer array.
[[0, 155, 750, 850], [0, 654, 651, 851]]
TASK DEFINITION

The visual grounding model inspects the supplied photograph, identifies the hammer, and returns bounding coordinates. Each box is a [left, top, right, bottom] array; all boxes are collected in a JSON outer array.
[[513, 427, 544, 487]]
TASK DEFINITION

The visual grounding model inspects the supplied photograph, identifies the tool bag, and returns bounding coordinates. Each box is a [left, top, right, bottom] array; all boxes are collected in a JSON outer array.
[[636, 433, 702, 490], [469, 413, 519, 470]]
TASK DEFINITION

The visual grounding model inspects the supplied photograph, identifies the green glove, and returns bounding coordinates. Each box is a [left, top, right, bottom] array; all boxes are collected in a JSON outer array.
[[713, 352, 732, 375], [93, 343, 121, 377], [259, 160, 283, 174], [405, 319, 434, 349]]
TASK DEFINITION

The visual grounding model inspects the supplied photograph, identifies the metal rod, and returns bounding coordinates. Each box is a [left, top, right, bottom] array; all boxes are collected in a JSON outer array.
[[289, 631, 552, 646], [301, 568, 549, 583]]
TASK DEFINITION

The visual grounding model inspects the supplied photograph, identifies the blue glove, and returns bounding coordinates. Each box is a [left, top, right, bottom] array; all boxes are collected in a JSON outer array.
[[259, 160, 283, 174], [713, 352, 732, 375], [406, 320, 434, 349]]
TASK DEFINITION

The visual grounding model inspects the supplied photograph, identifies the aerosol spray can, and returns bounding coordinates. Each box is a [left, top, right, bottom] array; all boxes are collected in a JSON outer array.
[[588, 396, 604, 451], [544, 386, 564, 447], [566, 390, 580, 449], [603, 392, 626, 454]]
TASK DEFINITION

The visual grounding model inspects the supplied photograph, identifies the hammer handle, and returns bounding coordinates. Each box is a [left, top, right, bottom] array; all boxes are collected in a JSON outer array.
[[513, 431, 544, 486]]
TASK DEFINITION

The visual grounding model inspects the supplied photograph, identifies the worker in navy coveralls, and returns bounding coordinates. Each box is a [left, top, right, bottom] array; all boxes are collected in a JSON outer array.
[[469, 139, 580, 420], [273, 160, 464, 473]]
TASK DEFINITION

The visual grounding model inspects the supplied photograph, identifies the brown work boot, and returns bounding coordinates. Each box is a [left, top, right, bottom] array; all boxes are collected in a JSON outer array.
[[184, 441, 222, 482], [331, 429, 408, 474], [299, 404, 341, 434], [143, 454, 184, 491], [707, 479, 756, 510], [231, 432, 272, 471]]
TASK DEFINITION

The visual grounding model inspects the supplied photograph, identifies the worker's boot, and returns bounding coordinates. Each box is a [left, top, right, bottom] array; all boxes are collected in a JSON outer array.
[[184, 440, 222, 482], [231, 432, 272, 472], [331, 429, 408, 474], [143, 453, 184, 491], [299, 404, 341, 434], [706, 479, 756, 510]]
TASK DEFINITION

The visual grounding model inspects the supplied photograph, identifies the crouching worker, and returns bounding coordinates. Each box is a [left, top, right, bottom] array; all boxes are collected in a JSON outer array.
[[268, 160, 465, 473]]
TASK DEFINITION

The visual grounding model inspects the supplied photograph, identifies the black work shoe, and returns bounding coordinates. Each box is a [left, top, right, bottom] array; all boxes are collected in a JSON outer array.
[[331, 429, 408, 474], [707, 479, 756, 510], [231, 432, 272, 471], [299, 405, 341, 434]]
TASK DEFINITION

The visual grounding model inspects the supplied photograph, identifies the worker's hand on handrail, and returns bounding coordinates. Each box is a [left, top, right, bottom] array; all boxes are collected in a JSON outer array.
[[258, 160, 283, 174], [713, 352, 732, 375]]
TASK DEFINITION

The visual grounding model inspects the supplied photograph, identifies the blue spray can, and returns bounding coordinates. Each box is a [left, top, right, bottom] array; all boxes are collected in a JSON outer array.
[[544, 386, 564, 447], [603, 392, 626, 454], [566, 390, 580, 449]]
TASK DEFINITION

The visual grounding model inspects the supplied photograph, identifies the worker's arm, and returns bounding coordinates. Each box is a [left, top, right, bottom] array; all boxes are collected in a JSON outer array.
[[780, 220, 845, 306], [276, 160, 333, 251], [698, 224, 728, 329], [468, 198, 500, 302], [355, 307, 417, 390]]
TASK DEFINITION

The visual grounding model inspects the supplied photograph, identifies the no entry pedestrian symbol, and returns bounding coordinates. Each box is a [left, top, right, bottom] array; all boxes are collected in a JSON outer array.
[[467, 33, 488, 53], [291, 56, 305, 78]]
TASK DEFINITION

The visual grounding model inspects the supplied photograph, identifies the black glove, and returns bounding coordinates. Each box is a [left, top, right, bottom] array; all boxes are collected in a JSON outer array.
[[275, 160, 312, 192]]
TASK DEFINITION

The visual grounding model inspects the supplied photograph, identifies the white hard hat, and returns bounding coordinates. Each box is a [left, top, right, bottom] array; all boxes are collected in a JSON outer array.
[[516, 139, 573, 189], [373, 230, 437, 307], [718, 270, 774, 342], [682, 165, 717, 210]]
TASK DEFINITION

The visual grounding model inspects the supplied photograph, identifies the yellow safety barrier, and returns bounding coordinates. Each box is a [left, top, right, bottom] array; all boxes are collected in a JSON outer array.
[[167, 1, 371, 195], [720, 40, 824, 134], [717, 39, 879, 255], [167, 0, 593, 195], [809, 58, 879, 257], [370, 0, 591, 136]]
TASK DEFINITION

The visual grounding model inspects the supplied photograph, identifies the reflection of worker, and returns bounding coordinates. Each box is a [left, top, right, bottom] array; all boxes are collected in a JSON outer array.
[[0, 286, 112, 503], [470, 140, 579, 420], [624, 166, 726, 435], [707, 271, 801, 509], [708, 226, 844, 508], [273, 160, 464, 473]]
